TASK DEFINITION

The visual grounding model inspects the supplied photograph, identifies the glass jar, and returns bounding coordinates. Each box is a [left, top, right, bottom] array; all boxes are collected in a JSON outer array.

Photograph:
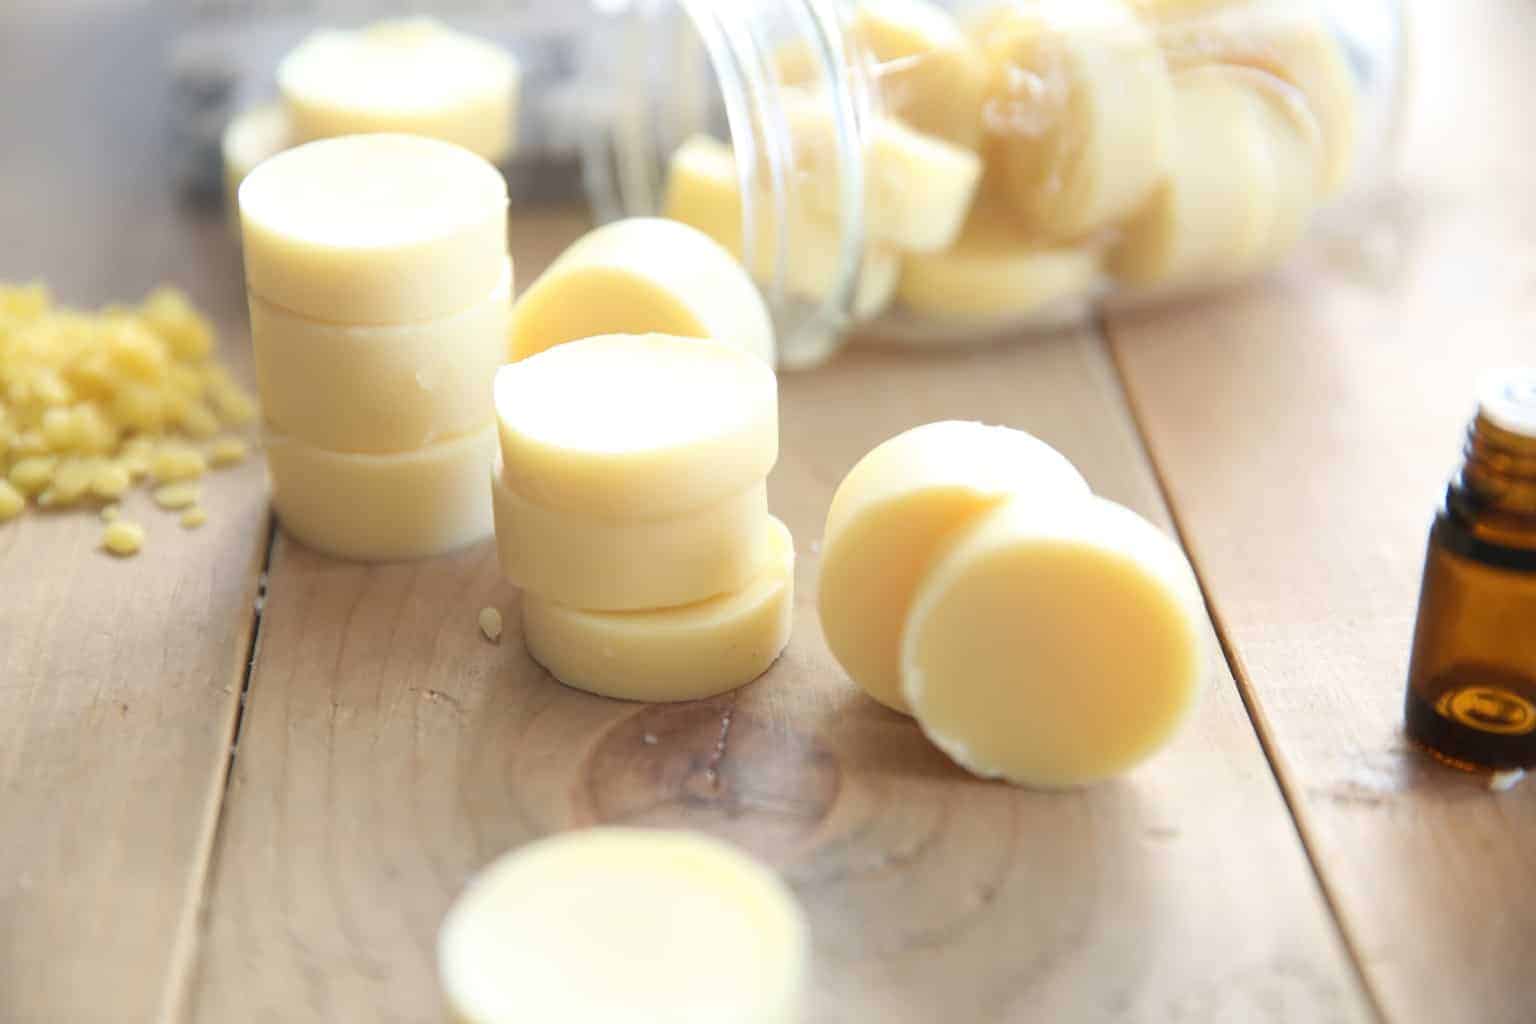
[[175, 0, 1408, 369]]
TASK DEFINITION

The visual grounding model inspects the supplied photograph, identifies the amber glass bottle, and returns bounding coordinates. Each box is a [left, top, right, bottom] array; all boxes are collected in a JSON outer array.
[[1405, 370, 1536, 771]]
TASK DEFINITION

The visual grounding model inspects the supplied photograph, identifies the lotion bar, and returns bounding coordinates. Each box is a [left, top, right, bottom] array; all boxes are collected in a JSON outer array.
[[509, 218, 775, 364], [662, 135, 900, 319], [239, 133, 509, 324], [493, 469, 770, 612], [278, 17, 520, 163], [439, 828, 808, 1024], [251, 263, 511, 453], [902, 496, 1206, 787], [522, 517, 794, 702], [819, 421, 1089, 713], [896, 200, 1104, 317], [265, 423, 495, 561], [493, 333, 778, 520]]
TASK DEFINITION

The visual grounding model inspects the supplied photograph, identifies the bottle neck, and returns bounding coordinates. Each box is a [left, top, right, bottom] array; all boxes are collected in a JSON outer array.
[[1460, 413, 1536, 519]]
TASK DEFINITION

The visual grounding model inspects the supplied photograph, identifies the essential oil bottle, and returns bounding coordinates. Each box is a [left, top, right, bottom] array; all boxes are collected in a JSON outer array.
[[1405, 370, 1536, 772]]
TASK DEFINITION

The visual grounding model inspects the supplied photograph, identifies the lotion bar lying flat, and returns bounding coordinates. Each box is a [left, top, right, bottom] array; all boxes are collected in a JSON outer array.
[[902, 495, 1207, 787], [492, 468, 770, 612], [239, 133, 508, 324], [264, 423, 495, 561], [509, 218, 775, 364], [251, 263, 511, 453], [439, 828, 807, 1024], [493, 333, 778, 520], [819, 421, 1089, 713], [522, 516, 794, 703], [278, 17, 520, 163]]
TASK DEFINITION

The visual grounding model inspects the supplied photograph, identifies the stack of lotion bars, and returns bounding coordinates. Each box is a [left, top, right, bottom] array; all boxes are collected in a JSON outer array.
[[239, 133, 511, 560], [239, 131, 795, 698]]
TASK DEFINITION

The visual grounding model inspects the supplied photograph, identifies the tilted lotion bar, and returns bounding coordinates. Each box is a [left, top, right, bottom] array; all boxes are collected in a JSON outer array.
[[493, 333, 778, 521], [896, 197, 1104, 317], [264, 423, 495, 561], [251, 262, 511, 453], [847, 0, 989, 149], [901, 495, 1206, 787], [522, 516, 794, 702], [438, 828, 808, 1024], [819, 421, 1090, 713], [662, 135, 900, 319], [972, 0, 1173, 241], [278, 17, 520, 163], [239, 133, 509, 324], [1109, 66, 1318, 287], [509, 217, 775, 364], [492, 468, 770, 612]]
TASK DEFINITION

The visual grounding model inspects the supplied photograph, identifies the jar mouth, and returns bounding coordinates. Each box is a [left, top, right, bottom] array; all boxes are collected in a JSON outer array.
[[578, 0, 871, 370]]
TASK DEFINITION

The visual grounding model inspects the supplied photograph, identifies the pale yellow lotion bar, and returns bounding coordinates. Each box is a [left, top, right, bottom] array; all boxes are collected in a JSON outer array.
[[819, 421, 1090, 714], [493, 468, 770, 612], [251, 263, 511, 453], [264, 423, 495, 561], [438, 828, 808, 1024], [662, 135, 900, 319], [523, 517, 794, 703], [278, 17, 520, 163], [510, 217, 775, 364], [901, 495, 1206, 787], [239, 133, 509, 324], [493, 333, 778, 520]]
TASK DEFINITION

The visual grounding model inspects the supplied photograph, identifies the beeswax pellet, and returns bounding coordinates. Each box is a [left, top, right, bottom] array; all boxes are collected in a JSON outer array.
[[208, 437, 248, 468], [102, 520, 145, 557], [153, 482, 200, 510], [0, 481, 23, 521], [180, 507, 208, 529], [477, 606, 503, 644], [150, 444, 206, 483]]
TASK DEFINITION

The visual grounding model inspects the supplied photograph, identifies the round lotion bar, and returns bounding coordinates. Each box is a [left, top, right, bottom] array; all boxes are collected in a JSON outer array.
[[901, 495, 1207, 788], [264, 423, 496, 562], [492, 469, 771, 612], [239, 133, 509, 324], [662, 135, 900, 319], [522, 517, 794, 703], [278, 17, 520, 162], [509, 217, 775, 364], [896, 201, 1104, 317], [493, 333, 778, 520], [250, 263, 511, 454], [438, 828, 808, 1024], [819, 421, 1089, 714]]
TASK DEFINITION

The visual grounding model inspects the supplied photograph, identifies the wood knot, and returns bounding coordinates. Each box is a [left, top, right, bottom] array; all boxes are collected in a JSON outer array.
[[580, 699, 840, 857]]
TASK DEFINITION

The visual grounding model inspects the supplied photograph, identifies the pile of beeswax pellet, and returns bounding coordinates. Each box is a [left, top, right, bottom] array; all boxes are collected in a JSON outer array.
[[0, 282, 258, 549]]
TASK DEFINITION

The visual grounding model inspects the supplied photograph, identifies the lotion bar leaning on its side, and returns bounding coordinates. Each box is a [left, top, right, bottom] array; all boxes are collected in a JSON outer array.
[[522, 517, 794, 703], [251, 262, 511, 454], [509, 218, 775, 364], [264, 423, 496, 561], [902, 495, 1207, 787], [662, 135, 900, 319], [493, 333, 778, 520], [492, 468, 770, 612], [819, 421, 1090, 713], [239, 133, 509, 324], [438, 828, 808, 1024], [278, 17, 520, 163]]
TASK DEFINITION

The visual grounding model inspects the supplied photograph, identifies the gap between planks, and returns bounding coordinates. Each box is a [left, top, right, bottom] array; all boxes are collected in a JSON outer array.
[[157, 516, 280, 1024], [1096, 316, 1390, 1024]]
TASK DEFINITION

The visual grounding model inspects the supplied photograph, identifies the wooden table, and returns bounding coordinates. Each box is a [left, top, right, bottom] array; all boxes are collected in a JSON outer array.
[[1, 3, 1530, 1022]]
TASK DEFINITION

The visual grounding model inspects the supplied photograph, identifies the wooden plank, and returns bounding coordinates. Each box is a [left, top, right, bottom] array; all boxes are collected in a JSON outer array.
[[188, 273, 1371, 1020], [0, 8, 272, 1022], [1104, 3, 1536, 1022]]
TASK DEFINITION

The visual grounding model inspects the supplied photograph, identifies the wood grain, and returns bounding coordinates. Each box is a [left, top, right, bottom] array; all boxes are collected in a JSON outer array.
[[1105, 2, 1536, 1022], [187, 294, 1370, 1020], [0, 9, 271, 1023]]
